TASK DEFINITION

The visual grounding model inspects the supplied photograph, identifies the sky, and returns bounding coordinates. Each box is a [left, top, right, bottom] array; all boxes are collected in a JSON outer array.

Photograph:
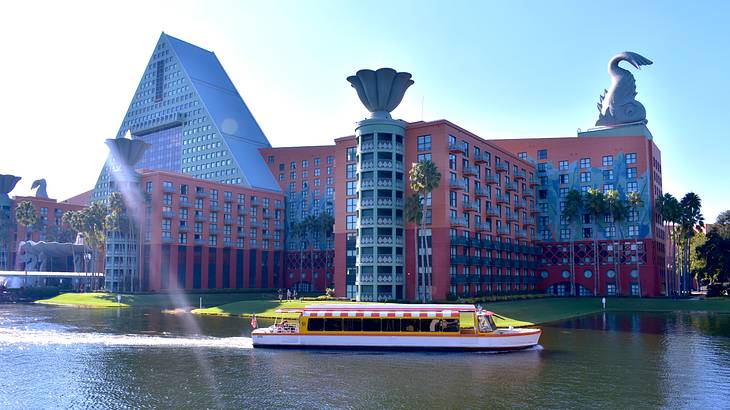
[[0, 0, 727, 221]]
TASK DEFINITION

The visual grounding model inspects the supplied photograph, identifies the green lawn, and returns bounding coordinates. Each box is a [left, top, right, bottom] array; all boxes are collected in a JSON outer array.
[[36, 291, 274, 309], [192, 299, 533, 328], [483, 297, 730, 324]]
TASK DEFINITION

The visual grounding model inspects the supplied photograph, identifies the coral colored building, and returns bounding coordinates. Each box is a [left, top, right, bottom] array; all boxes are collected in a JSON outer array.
[[491, 124, 665, 296]]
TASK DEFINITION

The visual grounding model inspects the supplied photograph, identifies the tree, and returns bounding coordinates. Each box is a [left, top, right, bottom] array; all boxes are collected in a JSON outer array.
[[696, 230, 730, 285], [627, 191, 644, 296], [562, 189, 583, 296], [106, 192, 135, 292], [584, 188, 606, 295], [0, 207, 14, 270], [678, 193, 704, 295], [15, 201, 38, 241], [713, 210, 730, 238], [604, 189, 627, 295], [316, 212, 335, 279], [656, 193, 681, 295], [408, 160, 441, 302], [404, 194, 423, 302]]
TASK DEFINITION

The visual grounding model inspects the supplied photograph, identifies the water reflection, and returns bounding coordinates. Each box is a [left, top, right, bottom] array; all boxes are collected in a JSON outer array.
[[0, 305, 728, 409]]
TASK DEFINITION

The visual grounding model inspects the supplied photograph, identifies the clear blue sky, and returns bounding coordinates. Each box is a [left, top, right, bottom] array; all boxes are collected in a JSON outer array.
[[0, 0, 727, 221]]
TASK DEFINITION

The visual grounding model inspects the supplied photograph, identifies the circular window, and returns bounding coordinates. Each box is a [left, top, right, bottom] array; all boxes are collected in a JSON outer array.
[[584, 270, 593, 279], [606, 270, 616, 278], [561, 270, 570, 279], [630, 270, 639, 279], [541, 271, 549, 279]]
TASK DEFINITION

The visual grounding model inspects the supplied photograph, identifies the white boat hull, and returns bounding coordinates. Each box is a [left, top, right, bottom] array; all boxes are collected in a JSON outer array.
[[252, 329, 541, 351]]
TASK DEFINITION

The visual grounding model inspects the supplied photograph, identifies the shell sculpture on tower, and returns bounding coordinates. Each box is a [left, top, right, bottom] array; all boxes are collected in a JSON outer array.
[[105, 131, 150, 169], [596, 52, 653, 127], [347, 68, 414, 119]]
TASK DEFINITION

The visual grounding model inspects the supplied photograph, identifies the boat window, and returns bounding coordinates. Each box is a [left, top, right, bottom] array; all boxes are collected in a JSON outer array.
[[401, 319, 418, 332], [362, 319, 381, 332], [478, 315, 494, 332], [382, 319, 399, 332], [324, 318, 343, 331], [442, 319, 459, 332], [343, 318, 362, 332], [307, 318, 325, 331]]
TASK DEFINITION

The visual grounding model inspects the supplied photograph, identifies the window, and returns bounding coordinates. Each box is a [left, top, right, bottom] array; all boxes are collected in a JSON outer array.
[[626, 153, 637, 164], [346, 198, 356, 212], [346, 164, 356, 179], [267, 155, 274, 164], [518, 152, 527, 160], [314, 168, 320, 177], [537, 162, 547, 172], [417, 153, 431, 162], [449, 191, 457, 207], [417, 135, 431, 151], [627, 182, 638, 192], [603, 169, 614, 180], [580, 172, 591, 183], [559, 160, 568, 171], [580, 158, 591, 169], [559, 174, 568, 184], [346, 215, 356, 230], [449, 154, 456, 170], [537, 149, 547, 160], [346, 181, 356, 195], [583, 227, 592, 239], [605, 225, 616, 237], [314, 157, 320, 166], [560, 187, 568, 197], [602, 155, 613, 167], [290, 161, 296, 170], [628, 225, 639, 237], [346, 147, 356, 161], [603, 183, 614, 193], [627, 167, 637, 179], [560, 228, 570, 240], [302, 160, 308, 168], [327, 155, 334, 164]]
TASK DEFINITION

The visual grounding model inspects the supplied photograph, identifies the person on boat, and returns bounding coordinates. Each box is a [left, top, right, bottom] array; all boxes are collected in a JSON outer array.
[[429, 319, 440, 332], [286, 289, 291, 300]]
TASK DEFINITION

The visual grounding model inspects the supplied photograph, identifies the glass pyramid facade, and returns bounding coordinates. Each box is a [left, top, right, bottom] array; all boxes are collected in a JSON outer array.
[[92, 32, 280, 202]]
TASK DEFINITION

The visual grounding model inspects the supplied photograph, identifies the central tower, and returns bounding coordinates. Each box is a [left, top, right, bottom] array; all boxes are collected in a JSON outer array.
[[347, 68, 413, 301]]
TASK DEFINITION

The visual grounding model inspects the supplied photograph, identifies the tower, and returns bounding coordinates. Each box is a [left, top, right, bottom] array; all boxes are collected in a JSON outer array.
[[347, 68, 413, 301]]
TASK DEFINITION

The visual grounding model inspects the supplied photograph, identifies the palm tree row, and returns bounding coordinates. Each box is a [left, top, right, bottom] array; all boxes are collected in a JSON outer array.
[[561, 188, 640, 296], [656, 192, 704, 296], [408, 159, 441, 303]]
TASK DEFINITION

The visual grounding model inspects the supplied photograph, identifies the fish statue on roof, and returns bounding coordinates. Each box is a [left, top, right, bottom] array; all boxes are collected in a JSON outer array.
[[596, 52, 653, 127]]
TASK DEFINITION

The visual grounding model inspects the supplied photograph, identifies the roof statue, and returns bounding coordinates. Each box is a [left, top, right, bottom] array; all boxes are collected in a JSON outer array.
[[105, 131, 151, 169], [347, 68, 414, 119], [596, 52, 653, 127], [31, 179, 48, 198], [0, 174, 21, 207]]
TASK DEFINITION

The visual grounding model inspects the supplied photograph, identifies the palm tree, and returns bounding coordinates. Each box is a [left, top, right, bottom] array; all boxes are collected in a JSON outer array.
[[626, 191, 644, 296], [408, 160, 441, 302], [678, 193, 703, 295], [0, 207, 15, 270], [106, 192, 134, 292], [584, 188, 606, 295], [562, 189, 583, 296], [604, 190, 627, 295], [656, 193, 679, 295], [15, 201, 38, 241], [404, 194, 423, 302]]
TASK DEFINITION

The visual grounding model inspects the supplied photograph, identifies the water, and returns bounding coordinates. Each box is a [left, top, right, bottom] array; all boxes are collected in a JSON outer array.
[[1, 305, 728, 409]]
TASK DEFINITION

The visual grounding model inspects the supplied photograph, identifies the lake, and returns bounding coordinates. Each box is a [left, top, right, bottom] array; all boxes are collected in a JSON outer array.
[[1, 304, 728, 409]]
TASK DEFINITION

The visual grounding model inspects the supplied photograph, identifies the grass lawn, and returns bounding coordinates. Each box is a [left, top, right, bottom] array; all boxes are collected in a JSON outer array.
[[483, 297, 730, 324], [192, 299, 533, 328], [36, 291, 275, 309]]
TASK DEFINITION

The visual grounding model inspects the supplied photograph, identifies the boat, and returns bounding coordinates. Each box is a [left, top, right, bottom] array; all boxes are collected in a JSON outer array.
[[251, 304, 541, 351]]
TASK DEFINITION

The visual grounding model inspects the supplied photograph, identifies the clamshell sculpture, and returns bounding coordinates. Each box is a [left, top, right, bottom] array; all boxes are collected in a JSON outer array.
[[347, 68, 414, 119], [105, 134, 150, 168]]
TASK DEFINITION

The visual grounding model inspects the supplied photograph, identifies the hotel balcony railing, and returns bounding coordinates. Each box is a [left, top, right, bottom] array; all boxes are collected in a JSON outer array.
[[194, 238, 206, 246], [359, 255, 375, 264], [506, 214, 519, 224], [482, 239, 495, 250], [514, 170, 526, 180], [249, 220, 261, 228], [178, 225, 189, 232], [485, 174, 500, 185], [523, 216, 535, 226], [376, 235, 404, 245], [376, 142, 393, 151], [359, 142, 375, 153], [474, 152, 489, 164], [360, 217, 375, 226], [529, 177, 540, 187], [486, 208, 500, 218], [449, 216, 468, 227], [179, 197, 191, 207], [448, 141, 467, 154], [450, 236, 470, 246], [208, 226, 219, 234], [360, 160, 374, 170], [376, 198, 394, 206], [250, 198, 260, 207], [463, 200, 479, 212], [195, 190, 208, 198], [210, 203, 219, 211], [495, 194, 509, 204], [194, 214, 206, 222], [476, 222, 491, 232], [360, 198, 375, 208], [357, 275, 374, 284], [395, 143, 404, 153], [515, 199, 527, 209], [261, 212, 271, 219], [162, 210, 175, 219], [515, 229, 528, 239], [530, 205, 541, 214], [474, 186, 490, 198], [163, 185, 176, 194], [505, 181, 517, 192], [237, 230, 246, 238], [275, 202, 285, 210], [394, 198, 404, 207], [360, 179, 375, 189], [523, 188, 534, 198], [449, 179, 466, 190], [496, 227, 511, 236], [237, 207, 248, 215], [496, 162, 509, 173], [376, 178, 393, 188], [463, 165, 479, 176]]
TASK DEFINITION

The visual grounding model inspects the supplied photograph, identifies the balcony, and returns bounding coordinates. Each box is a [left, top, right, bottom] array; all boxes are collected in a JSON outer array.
[[476, 222, 491, 232], [514, 170, 526, 180], [507, 214, 519, 224], [360, 217, 374, 226], [463, 200, 479, 212], [360, 198, 375, 208], [450, 255, 469, 265], [530, 205, 541, 214], [250, 198, 260, 207], [450, 236, 470, 246], [395, 143, 404, 153], [515, 229, 528, 239], [275, 202, 285, 210], [523, 216, 535, 226], [495, 194, 509, 204], [515, 199, 527, 209], [359, 142, 375, 153], [474, 151, 489, 164], [178, 225, 188, 233], [209, 226, 219, 234], [497, 227, 511, 236], [474, 186, 490, 198], [194, 238, 206, 246], [376, 217, 394, 225], [463, 165, 479, 176], [249, 220, 261, 228], [529, 177, 540, 187], [449, 179, 466, 190], [210, 203, 219, 211], [376, 178, 393, 188], [237, 230, 245, 238], [179, 197, 191, 207], [162, 210, 175, 219], [523, 188, 534, 198], [360, 160, 374, 171], [496, 162, 509, 173], [449, 216, 468, 227], [505, 181, 517, 192], [376, 142, 394, 151], [485, 174, 500, 185], [486, 208, 500, 218], [195, 190, 208, 198], [163, 184, 176, 194], [194, 213, 206, 222], [448, 141, 466, 153]]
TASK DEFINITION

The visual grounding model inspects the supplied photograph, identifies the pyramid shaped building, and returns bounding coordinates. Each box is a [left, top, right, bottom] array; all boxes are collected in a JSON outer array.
[[92, 32, 280, 202]]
